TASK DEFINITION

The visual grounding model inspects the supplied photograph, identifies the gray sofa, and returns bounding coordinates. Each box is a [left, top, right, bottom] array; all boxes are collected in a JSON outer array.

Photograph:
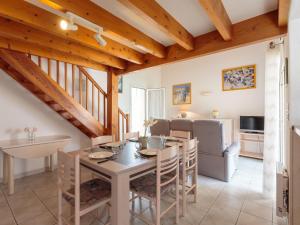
[[150, 119, 240, 182]]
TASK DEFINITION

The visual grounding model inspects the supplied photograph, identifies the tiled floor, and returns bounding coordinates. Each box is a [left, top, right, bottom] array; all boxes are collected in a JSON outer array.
[[0, 157, 288, 225]]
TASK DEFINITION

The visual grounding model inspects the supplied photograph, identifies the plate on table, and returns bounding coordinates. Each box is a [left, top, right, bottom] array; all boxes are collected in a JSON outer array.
[[139, 149, 158, 156], [165, 142, 183, 147], [102, 142, 122, 148], [88, 151, 114, 159]]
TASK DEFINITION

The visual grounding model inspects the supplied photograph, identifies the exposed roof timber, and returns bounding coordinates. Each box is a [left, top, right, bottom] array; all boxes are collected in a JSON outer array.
[[0, 17, 126, 69], [0, 0, 143, 64], [117, 11, 287, 75], [118, 0, 194, 50], [198, 0, 232, 40], [278, 0, 290, 26], [0, 36, 108, 72], [47, 0, 166, 58]]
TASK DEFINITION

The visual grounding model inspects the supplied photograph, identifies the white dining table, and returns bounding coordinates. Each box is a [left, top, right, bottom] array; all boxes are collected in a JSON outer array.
[[74, 137, 182, 225]]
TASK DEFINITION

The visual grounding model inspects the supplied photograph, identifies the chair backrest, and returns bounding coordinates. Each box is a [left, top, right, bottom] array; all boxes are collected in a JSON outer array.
[[182, 138, 198, 171], [124, 131, 139, 140], [192, 120, 224, 156], [150, 119, 170, 136], [91, 135, 114, 147], [57, 150, 80, 212], [170, 119, 193, 136], [156, 146, 179, 194], [170, 130, 191, 139]]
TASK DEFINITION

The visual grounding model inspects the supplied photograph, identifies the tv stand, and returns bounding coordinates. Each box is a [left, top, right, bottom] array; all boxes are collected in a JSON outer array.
[[239, 131, 264, 160]]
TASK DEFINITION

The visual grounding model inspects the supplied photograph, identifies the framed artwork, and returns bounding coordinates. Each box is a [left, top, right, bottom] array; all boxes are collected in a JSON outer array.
[[222, 64, 256, 91], [173, 83, 191, 105], [118, 76, 123, 93]]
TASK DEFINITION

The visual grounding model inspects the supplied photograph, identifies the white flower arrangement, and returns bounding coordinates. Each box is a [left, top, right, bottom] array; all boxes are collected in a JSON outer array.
[[142, 119, 157, 137]]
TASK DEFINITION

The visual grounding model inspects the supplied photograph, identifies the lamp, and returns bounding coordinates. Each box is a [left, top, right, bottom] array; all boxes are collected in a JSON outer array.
[[94, 27, 107, 46], [59, 14, 78, 31]]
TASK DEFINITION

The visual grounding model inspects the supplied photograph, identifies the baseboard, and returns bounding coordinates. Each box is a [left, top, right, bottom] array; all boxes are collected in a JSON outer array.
[[0, 166, 56, 183]]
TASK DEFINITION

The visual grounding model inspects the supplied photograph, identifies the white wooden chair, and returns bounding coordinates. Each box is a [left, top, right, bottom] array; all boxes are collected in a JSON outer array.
[[181, 138, 198, 216], [57, 150, 111, 225], [124, 131, 139, 141], [91, 135, 115, 147], [130, 146, 180, 225], [170, 130, 191, 139]]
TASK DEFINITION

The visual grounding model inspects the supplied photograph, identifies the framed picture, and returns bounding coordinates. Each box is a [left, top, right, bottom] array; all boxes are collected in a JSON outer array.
[[222, 64, 256, 91], [118, 76, 123, 93], [173, 83, 191, 105]]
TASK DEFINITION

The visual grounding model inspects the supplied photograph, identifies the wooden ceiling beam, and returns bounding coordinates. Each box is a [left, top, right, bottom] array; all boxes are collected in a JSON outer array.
[[48, 0, 166, 58], [0, 17, 126, 69], [0, 0, 143, 64], [278, 0, 290, 26], [198, 0, 232, 40], [0, 36, 108, 72], [118, 0, 194, 50], [117, 11, 287, 75]]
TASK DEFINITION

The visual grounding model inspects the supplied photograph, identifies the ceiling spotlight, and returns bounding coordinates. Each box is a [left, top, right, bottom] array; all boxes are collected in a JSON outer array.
[[94, 27, 107, 46], [60, 14, 78, 31]]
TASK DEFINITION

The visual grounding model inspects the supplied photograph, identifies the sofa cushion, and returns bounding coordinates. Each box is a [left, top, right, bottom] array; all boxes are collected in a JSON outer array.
[[193, 120, 224, 157], [170, 119, 193, 136], [150, 119, 170, 136]]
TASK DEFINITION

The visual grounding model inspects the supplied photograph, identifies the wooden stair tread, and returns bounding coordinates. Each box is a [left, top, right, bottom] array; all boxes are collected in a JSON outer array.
[[0, 50, 104, 137]]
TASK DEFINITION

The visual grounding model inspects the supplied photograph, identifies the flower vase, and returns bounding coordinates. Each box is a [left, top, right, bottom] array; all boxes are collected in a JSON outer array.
[[138, 136, 148, 149]]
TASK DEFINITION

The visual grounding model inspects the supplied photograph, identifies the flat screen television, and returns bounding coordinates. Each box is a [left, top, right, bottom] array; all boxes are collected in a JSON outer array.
[[240, 116, 264, 133]]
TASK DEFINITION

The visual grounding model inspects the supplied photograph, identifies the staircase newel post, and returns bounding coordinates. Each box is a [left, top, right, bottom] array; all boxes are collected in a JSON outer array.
[[107, 68, 119, 141]]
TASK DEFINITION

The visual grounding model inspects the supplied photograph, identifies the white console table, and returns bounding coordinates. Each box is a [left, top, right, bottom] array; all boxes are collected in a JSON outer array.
[[239, 132, 264, 159], [0, 135, 71, 194]]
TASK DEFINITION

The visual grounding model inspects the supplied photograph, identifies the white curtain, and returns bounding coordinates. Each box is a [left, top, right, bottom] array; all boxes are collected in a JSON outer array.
[[263, 44, 283, 197]]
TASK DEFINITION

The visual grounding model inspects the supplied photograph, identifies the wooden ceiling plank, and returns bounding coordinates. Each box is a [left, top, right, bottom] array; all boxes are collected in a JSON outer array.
[[198, 0, 232, 40], [117, 11, 287, 75], [0, 17, 126, 69], [0, 36, 108, 72], [48, 0, 166, 58], [278, 0, 290, 26], [118, 0, 194, 50], [0, 0, 143, 64]]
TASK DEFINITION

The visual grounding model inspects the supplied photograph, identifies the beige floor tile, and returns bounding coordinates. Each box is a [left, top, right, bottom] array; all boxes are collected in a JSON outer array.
[[199, 205, 240, 225], [213, 192, 244, 211], [33, 184, 58, 201], [18, 211, 56, 225], [237, 212, 272, 225], [8, 194, 48, 224], [242, 200, 273, 221], [0, 204, 16, 225]]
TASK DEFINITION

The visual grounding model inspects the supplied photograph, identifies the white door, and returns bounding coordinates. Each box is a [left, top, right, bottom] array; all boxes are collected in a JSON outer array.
[[146, 88, 165, 120], [131, 87, 146, 135]]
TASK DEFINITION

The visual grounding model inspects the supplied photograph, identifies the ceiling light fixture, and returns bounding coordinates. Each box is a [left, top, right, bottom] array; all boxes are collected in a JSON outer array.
[[60, 14, 78, 31], [94, 27, 107, 46]]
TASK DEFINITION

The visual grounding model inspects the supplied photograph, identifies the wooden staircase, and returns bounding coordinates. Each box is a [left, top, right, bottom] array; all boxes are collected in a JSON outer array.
[[0, 49, 116, 137]]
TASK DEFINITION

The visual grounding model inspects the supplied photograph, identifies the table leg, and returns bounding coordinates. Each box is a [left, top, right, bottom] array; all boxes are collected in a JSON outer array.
[[3, 153, 8, 184], [111, 173, 130, 225], [49, 154, 54, 171], [44, 156, 50, 172], [7, 155, 14, 195]]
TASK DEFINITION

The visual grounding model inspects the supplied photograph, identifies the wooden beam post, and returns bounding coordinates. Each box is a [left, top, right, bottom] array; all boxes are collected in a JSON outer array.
[[107, 68, 119, 139], [198, 0, 232, 40]]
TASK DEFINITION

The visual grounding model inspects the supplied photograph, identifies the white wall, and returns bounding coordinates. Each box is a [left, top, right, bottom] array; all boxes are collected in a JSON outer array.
[[0, 70, 90, 179], [161, 42, 270, 139], [118, 66, 162, 113]]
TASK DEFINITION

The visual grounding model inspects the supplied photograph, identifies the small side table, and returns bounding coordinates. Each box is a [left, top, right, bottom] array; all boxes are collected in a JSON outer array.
[[0, 135, 71, 195]]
